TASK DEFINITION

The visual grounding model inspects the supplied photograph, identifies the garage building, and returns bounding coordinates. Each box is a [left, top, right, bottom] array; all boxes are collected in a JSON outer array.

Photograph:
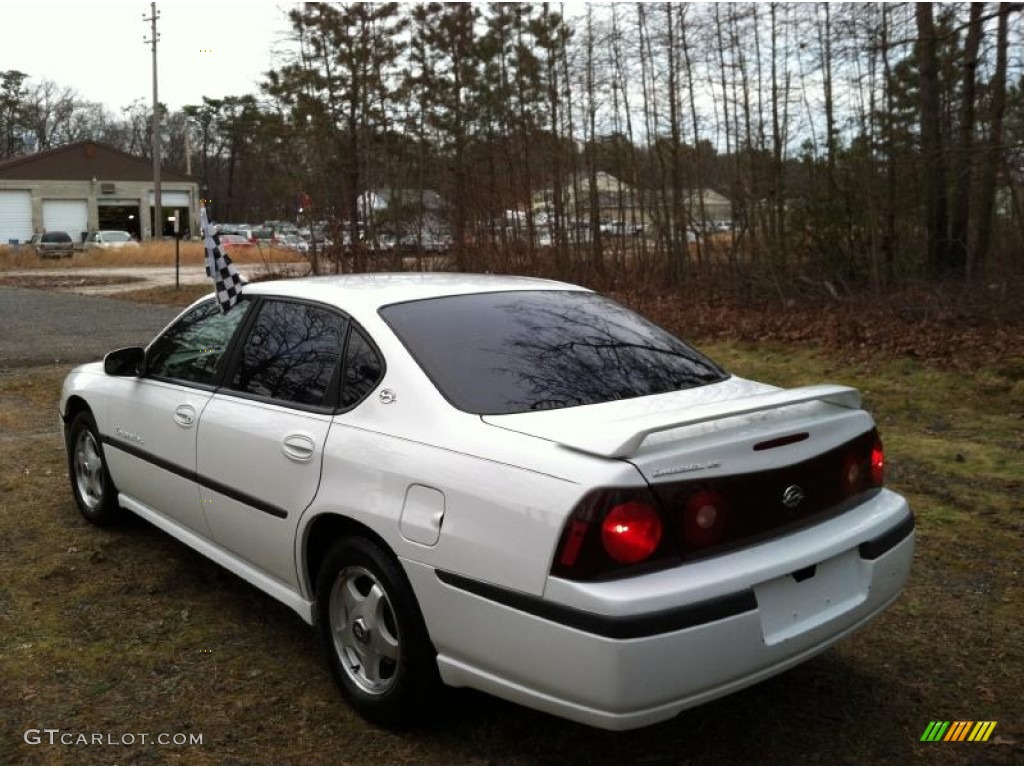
[[0, 140, 199, 244]]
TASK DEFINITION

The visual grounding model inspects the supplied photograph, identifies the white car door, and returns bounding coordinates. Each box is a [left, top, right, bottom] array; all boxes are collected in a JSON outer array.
[[196, 299, 349, 589], [103, 379, 214, 535], [103, 298, 254, 536]]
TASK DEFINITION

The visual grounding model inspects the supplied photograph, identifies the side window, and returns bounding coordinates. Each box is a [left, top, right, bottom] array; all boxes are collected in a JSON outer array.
[[231, 300, 348, 407], [341, 328, 384, 408], [147, 299, 251, 385]]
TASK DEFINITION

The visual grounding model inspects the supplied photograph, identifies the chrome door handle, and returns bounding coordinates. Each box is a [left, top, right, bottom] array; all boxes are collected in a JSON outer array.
[[173, 404, 196, 427], [282, 433, 316, 463]]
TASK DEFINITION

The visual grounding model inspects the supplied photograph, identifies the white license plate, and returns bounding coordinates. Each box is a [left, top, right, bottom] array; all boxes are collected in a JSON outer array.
[[754, 548, 868, 645]]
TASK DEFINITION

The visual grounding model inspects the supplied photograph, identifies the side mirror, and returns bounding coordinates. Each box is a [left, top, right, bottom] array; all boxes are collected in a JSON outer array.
[[104, 346, 146, 377]]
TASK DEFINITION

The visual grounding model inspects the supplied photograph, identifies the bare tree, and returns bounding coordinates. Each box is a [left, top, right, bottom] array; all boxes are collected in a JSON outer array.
[[948, 2, 984, 277], [916, 3, 951, 278], [973, 2, 1016, 278]]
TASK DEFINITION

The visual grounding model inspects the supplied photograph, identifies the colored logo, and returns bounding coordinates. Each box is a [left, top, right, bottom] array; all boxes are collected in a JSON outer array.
[[920, 721, 997, 742]]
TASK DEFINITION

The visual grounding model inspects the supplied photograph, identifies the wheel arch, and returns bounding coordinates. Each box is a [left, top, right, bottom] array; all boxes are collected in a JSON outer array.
[[301, 512, 397, 605], [63, 394, 92, 424], [62, 395, 96, 448]]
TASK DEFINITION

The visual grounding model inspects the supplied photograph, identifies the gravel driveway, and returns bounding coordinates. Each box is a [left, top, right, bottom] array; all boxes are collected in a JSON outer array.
[[0, 286, 179, 369]]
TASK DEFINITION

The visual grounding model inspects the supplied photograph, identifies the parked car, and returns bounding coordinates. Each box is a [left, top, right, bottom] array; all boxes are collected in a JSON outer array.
[[30, 231, 74, 258], [60, 274, 913, 730], [218, 225, 256, 242], [214, 234, 255, 254], [372, 234, 397, 253], [252, 228, 275, 246], [275, 233, 309, 254], [396, 234, 449, 254], [85, 230, 140, 251]]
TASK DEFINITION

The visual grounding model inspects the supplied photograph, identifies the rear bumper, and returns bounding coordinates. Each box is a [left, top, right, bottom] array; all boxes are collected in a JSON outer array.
[[403, 489, 913, 730]]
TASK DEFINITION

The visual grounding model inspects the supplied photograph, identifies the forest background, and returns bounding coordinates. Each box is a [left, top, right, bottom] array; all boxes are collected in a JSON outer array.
[[2, 2, 1022, 293]]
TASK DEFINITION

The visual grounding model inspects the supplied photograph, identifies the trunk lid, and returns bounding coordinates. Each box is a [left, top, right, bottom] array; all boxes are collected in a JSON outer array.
[[482, 376, 868, 463], [484, 376, 879, 559]]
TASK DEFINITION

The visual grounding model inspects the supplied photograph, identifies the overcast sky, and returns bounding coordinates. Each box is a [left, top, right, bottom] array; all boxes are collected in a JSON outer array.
[[1, 1, 299, 113]]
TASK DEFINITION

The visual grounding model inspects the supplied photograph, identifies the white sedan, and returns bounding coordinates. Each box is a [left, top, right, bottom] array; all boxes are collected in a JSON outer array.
[[84, 230, 140, 250], [60, 274, 913, 730]]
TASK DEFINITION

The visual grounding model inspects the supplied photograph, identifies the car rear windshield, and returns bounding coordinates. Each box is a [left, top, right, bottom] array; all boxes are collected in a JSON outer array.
[[42, 232, 71, 243], [104, 231, 131, 242], [380, 290, 728, 415]]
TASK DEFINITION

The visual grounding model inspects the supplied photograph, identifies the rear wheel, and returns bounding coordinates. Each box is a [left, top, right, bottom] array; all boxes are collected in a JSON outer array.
[[316, 536, 438, 726], [67, 411, 121, 526]]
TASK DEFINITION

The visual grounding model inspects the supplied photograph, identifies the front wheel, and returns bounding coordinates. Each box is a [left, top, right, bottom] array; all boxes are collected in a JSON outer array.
[[67, 411, 121, 526], [316, 536, 439, 727]]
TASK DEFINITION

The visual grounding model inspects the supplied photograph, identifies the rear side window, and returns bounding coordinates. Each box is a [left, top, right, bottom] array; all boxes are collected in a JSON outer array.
[[230, 300, 348, 407], [341, 328, 383, 408], [380, 290, 727, 415]]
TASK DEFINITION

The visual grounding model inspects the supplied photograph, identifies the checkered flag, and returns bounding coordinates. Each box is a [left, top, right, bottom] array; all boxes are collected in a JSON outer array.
[[200, 207, 244, 313]]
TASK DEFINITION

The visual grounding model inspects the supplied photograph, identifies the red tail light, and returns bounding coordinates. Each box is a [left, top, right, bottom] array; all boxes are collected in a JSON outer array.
[[682, 490, 729, 548], [840, 430, 884, 498], [601, 501, 662, 564], [558, 520, 588, 567], [840, 451, 865, 496], [551, 489, 676, 580], [871, 434, 885, 486]]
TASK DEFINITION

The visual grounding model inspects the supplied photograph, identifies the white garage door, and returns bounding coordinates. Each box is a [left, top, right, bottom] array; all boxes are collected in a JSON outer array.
[[149, 191, 190, 206], [42, 199, 88, 240], [0, 190, 33, 244]]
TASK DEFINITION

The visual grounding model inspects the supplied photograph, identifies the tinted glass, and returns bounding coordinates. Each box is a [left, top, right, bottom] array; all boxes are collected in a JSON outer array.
[[341, 328, 384, 408], [42, 232, 71, 243], [147, 299, 251, 385], [381, 291, 727, 415], [231, 300, 347, 406]]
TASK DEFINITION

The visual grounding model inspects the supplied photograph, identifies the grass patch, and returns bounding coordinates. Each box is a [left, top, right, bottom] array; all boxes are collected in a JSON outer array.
[[0, 241, 306, 270], [1, 340, 1021, 763], [108, 284, 213, 307], [702, 339, 1023, 542]]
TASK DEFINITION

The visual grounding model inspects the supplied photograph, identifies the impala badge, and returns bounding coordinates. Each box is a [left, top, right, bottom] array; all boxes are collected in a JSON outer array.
[[651, 460, 721, 478], [114, 427, 144, 445], [782, 485, 805, 509]]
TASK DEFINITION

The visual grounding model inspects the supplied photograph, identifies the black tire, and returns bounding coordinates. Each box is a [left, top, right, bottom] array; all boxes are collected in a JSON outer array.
[[315, 536, 439, 727], [66, 411, 122, 526]]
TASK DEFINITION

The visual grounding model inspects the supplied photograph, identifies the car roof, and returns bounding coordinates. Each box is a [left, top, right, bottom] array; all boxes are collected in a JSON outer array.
[[242, 273, 586, 314]]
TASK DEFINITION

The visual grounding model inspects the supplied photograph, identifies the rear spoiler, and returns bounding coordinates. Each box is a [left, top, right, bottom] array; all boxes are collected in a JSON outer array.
[[557, 384, 861, 459]]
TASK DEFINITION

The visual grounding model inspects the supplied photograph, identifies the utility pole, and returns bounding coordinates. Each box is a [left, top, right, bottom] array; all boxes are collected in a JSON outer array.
[[144, 2, 162, 241], [184, 122, 191, 176]]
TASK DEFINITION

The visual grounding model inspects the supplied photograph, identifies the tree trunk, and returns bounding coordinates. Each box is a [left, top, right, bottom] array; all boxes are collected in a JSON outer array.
[[915, 3, 950, 278], [666, 3, 685, 281], [680, 6, 708, 271], [880, 4, 897, 281], [973, 3, 1012, 279], [948, 2, 983, 279]]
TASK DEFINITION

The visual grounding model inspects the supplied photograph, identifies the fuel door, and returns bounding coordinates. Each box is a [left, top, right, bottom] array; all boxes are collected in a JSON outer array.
[[399, 484, 445, 546]]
